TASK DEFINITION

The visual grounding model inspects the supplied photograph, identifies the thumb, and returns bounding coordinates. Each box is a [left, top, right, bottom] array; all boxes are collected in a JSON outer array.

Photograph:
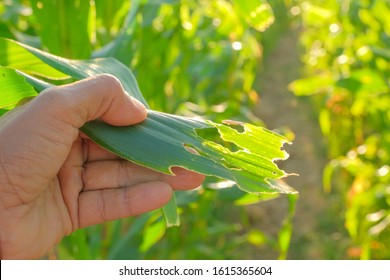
[[42, 74, 147, 128]]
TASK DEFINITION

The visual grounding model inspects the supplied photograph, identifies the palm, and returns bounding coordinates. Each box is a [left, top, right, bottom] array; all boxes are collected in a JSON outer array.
[[2, 136, 203, 259], [13, 179, 71, 259]]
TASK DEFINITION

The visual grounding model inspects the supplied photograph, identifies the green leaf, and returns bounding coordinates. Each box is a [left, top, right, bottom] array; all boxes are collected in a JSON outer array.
[[107, 213, 152, 259], [140, 219, 166, 252], [0, 67, 37, 116], [81, 112, 295, 194], [1, 37, 148, 107], [232, 0, 274, 32], [336, 69, 388, 94], [92, 0, 141, 65], [0, 37, 296, 226], [371, 46, 390, 61], [162, 193, 180, 227], [235, 192, 279, 206], [278, 194, 298, 260], [0, 37, 67, 80], [247, 229, 267, 246], [30, 0, 92, 59], [289, 75, 334, 96]]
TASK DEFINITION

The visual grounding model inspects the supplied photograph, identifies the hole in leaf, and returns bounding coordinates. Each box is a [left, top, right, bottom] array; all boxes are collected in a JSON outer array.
[[222, 120, 245, 133], [194, 127, 219, 140], [183, 143, 200, 155], [195, 126, 242, 153]]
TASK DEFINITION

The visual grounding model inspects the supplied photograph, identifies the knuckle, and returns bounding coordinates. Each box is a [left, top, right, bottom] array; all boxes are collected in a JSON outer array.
[[96, 74, 123, 94], [39, 86, 66, 104], [35, 86, 72, 115], [97, 191, 109, 222]]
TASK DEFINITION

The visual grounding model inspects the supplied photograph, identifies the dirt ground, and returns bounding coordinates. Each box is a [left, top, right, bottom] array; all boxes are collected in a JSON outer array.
[[245, 29, 335, 259]]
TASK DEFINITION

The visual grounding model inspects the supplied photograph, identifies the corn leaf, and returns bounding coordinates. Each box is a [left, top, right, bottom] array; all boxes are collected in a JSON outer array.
[[0, 67, 38, 115], [232, 0, 275, 32], [92, 0, 140, 65], [0, 38, 296, 225], [0, 38, 148, 107], [29, 0, 92, 59], [0, 37, 67, 80]]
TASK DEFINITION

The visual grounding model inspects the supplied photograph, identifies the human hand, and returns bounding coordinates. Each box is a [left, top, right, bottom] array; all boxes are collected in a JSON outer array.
[[0, 74, 204, 259]]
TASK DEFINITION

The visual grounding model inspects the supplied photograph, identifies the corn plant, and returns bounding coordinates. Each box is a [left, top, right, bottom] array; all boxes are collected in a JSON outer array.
[[0, 0, 297, 259], [290, 0, 390, 259]]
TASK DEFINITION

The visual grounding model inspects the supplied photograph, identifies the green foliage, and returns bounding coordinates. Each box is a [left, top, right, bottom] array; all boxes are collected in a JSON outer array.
[[0, 67, 37, 113], [1, 0, 269, 120], [30, 0, 92, 58], [290, 0, 390, 259], [0, 0, 297, 259]]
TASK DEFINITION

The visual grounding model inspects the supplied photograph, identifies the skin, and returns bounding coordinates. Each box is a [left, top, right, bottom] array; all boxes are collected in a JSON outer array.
[[0, 74, 204, 259]]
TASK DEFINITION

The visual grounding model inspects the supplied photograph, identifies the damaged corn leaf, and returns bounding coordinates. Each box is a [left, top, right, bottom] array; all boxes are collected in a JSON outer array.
[[81, 111, 294, 194], [0, 38, 296, 226]]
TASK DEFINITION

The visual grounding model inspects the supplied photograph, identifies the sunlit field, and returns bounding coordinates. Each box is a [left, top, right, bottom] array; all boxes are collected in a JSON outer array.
[[1, 0, 389, 260]]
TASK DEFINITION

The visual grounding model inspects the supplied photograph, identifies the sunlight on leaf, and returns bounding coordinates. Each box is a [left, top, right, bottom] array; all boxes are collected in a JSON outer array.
[[162, 193, 180, 227], [0, 38, 68, 80], [140, 219, 166, 252], [0, 67, 37, 116], [0, 37, 296, 227], [232, 0, 274, 32]]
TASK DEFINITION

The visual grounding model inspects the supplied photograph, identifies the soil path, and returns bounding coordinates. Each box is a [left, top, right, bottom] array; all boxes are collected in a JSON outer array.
[[247, 29, 329, 259]]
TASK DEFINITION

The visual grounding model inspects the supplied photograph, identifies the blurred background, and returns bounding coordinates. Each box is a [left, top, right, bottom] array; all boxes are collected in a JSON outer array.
[[1, 0, 389, 259]]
